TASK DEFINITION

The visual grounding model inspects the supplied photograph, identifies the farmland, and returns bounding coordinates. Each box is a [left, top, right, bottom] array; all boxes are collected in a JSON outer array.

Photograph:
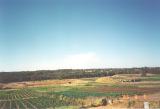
[[0, 72, 160, 109]]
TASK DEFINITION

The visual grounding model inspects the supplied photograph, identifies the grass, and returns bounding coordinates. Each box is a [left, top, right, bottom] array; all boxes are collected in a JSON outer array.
[[110, 84, 138, 88], [142, 76, 160, 81], [31, 85, 72, 92], [55, 105, 80, 109], [51, 88, 139, 98]]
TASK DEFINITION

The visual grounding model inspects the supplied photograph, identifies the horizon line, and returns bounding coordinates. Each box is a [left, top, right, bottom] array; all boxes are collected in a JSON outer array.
[[1, 66, 160, 72]]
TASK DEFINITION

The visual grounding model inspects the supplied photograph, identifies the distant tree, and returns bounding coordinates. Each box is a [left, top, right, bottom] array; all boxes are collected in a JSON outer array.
[[141, 72, 147, 77], [141, 67, 148, 77]]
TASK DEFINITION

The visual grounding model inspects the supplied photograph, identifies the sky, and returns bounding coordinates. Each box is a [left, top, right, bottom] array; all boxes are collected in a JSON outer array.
[[0, 0, 160, 71]]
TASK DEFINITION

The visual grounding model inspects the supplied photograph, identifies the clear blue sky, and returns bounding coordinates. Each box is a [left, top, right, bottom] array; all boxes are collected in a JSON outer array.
[[0, 0, 160, 71]]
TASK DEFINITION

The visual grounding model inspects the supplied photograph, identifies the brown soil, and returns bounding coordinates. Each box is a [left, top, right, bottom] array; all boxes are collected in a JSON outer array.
[[84, 85, 160, 94]]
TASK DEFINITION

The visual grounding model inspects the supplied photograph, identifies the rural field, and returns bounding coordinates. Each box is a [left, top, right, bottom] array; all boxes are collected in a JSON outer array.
[[1, 0, 160, 108], [0, 73, 160, 109]]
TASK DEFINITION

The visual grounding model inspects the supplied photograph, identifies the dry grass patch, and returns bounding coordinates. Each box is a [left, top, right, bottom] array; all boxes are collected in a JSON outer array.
[[96, 77, 118, 84], [0, 79, 88, 89]]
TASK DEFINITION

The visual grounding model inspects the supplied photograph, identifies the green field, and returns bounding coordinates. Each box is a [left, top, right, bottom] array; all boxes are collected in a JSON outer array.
[[0, 74, 160, 109]]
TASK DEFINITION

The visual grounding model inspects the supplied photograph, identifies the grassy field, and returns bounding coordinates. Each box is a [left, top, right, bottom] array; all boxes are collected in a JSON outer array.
[[0, 74, 160, 109]]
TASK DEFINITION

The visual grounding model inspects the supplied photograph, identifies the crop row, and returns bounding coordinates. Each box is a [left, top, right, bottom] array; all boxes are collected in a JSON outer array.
[[0, 89, 39, 101], [0, 88, 75, 109]]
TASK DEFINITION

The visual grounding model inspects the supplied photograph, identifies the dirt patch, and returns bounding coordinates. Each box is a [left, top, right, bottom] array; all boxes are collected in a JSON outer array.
[[0, 79, 88, 89], [0, 83, 4, 89], [63, 79, 88, 86], [84, 85, 160, 94], [2, 83, 26, 89], [88, 92, 160, 109]]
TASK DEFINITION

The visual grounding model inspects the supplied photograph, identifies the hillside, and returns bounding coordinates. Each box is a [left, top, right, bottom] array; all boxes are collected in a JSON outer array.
[[0, 67, 160, 83]]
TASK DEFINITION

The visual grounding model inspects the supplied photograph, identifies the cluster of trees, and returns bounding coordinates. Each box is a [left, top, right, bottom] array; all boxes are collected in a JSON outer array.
[[0, 67, 159, 83]]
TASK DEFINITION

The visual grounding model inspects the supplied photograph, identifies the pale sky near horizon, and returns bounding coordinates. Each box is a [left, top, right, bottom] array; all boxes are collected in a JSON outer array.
[[0, 0, 160, 71]]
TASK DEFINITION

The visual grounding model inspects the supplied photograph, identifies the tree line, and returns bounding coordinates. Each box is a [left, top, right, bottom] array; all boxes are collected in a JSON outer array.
[[0, 67, 159, 83]]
